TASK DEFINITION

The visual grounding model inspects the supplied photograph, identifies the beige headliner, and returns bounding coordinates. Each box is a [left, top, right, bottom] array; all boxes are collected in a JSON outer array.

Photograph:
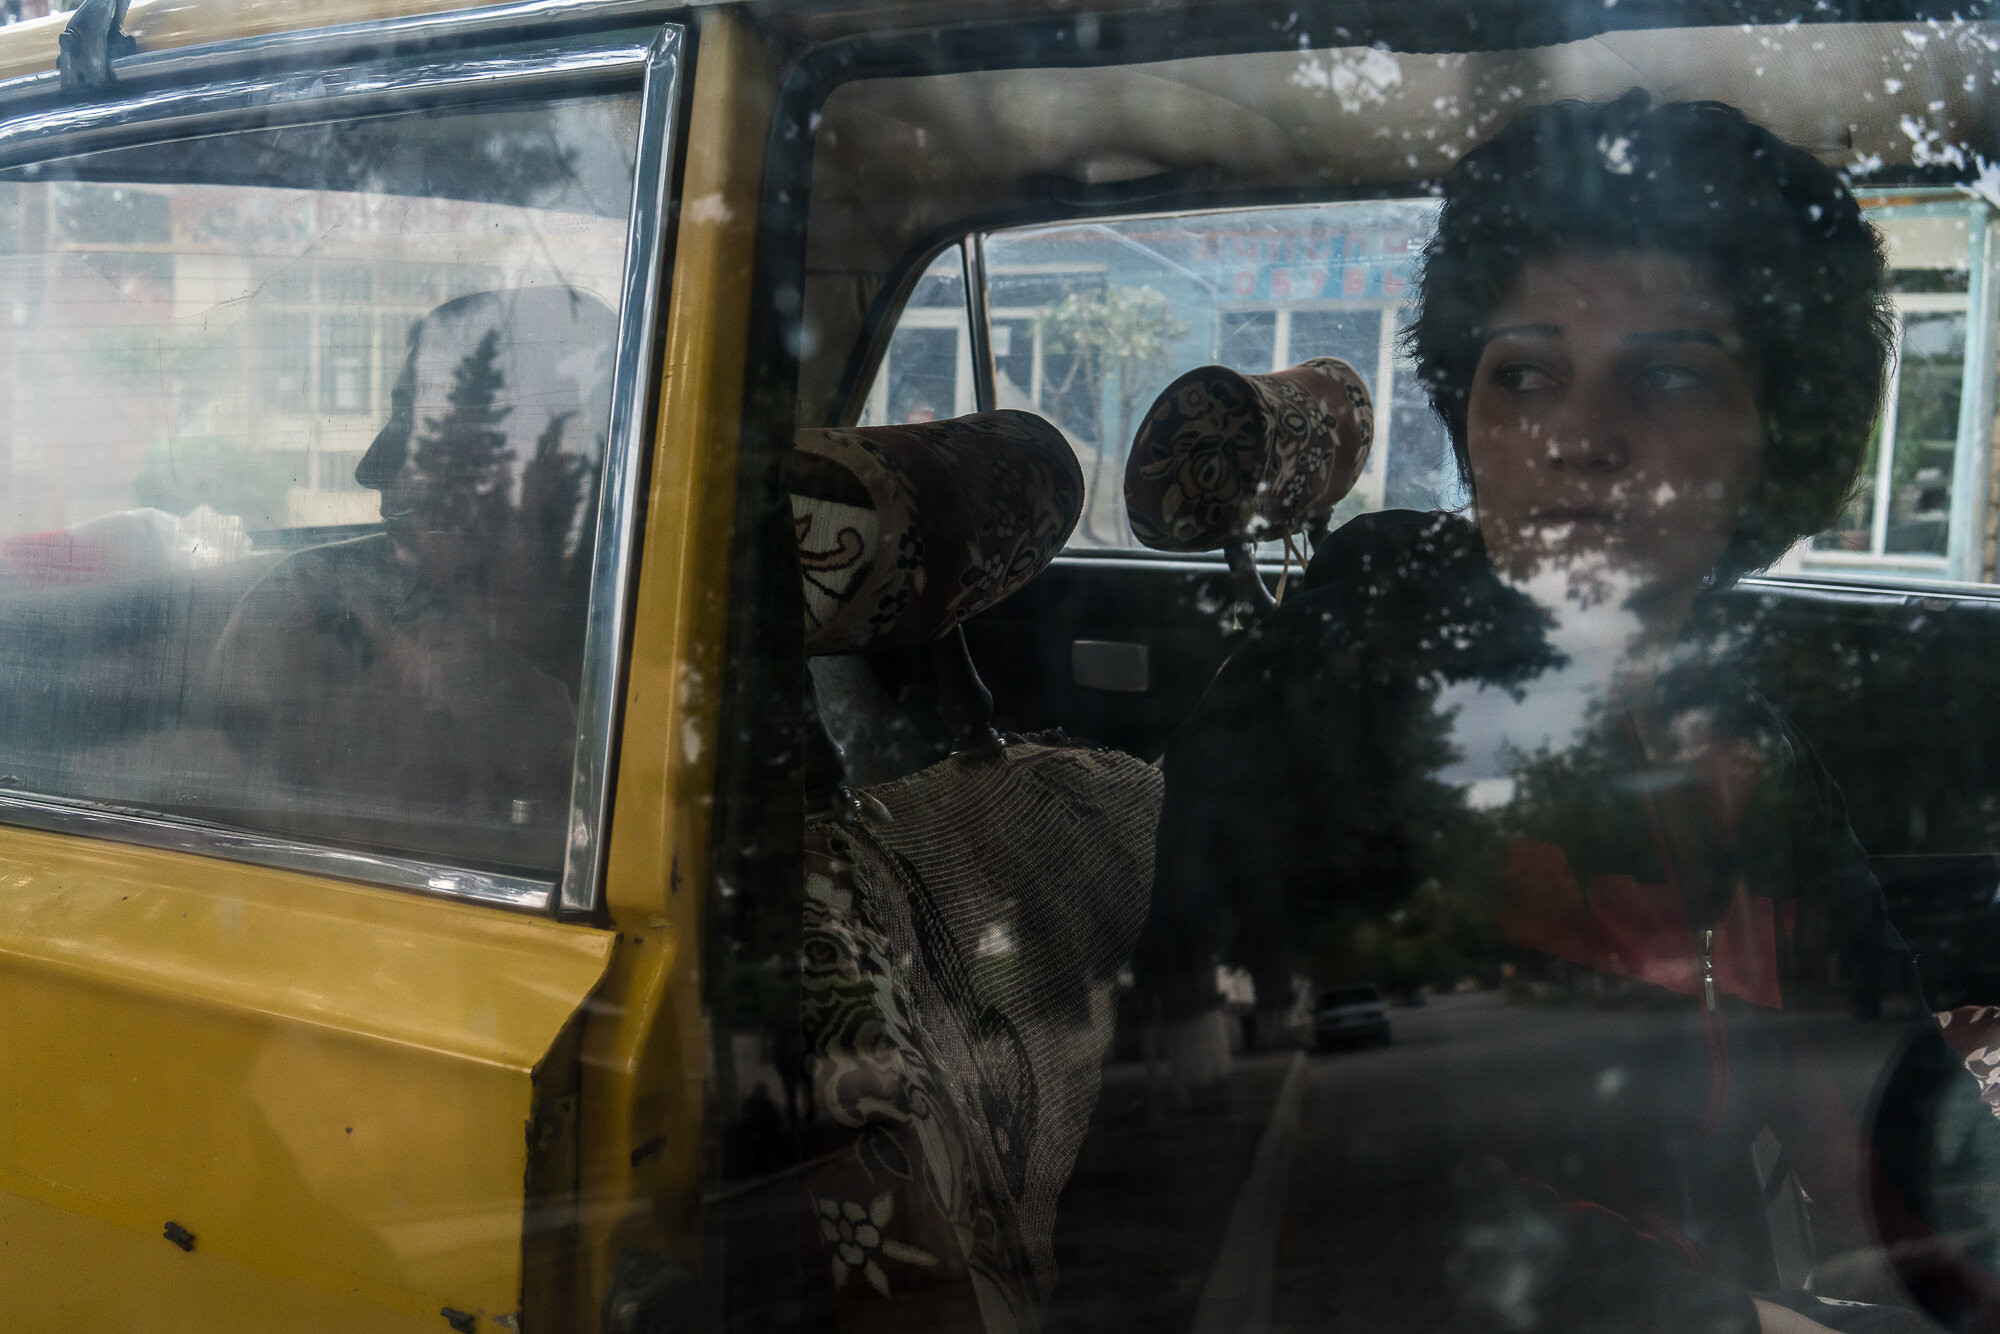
[[802, 20, 2000, 422]]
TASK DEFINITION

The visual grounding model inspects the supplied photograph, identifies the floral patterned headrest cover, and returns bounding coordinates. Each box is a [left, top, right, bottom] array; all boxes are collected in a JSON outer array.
[[1124, 357, 1374, 553], [793, 410, 1084, 657]]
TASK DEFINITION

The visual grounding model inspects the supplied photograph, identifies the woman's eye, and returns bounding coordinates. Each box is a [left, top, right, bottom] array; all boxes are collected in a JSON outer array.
[[1638, 363, 1706, 393], [1494, 363, 1557, 392]]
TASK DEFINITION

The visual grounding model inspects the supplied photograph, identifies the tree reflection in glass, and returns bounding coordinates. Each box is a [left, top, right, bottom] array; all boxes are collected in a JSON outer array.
[[211, 287, 617, 868]]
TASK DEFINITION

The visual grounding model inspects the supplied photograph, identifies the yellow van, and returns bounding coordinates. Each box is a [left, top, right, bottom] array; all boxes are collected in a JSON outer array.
[[1, 0, 1999, 1329]]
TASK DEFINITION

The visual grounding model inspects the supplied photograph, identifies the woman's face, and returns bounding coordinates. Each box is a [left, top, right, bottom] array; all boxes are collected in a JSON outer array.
[[1465, 251, 1766, 613]]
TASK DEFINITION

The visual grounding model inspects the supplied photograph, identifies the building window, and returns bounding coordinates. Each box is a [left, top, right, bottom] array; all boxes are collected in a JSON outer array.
[[319, 313, 373, 416], [261, 311, 312, 414], [1787, 195, 1997, 582]]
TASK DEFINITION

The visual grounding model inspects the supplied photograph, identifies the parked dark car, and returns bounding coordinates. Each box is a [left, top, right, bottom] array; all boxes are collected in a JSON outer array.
[[1314, 984, 1392, 1050]]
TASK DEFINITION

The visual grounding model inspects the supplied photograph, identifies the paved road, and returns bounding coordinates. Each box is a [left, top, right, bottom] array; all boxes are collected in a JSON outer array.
[[1045, 993, 1974, 1332], [1046, 1051, 1298, 1333], [1271, 993, 1931, 1331]]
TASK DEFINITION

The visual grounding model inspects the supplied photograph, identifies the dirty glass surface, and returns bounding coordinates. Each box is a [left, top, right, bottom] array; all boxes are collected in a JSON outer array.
[[0, 95, 637, 877], [715, 8, 2000, 1334]]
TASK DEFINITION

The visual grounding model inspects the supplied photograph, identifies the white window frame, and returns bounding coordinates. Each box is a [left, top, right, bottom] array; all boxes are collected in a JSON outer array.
[[862, 303, 977, 425], [1791, 194, 1999, 584]]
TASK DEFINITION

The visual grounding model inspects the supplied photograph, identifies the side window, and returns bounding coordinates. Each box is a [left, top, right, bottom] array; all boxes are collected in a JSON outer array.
[[861, 195, 2000, 580], [858, 248, 974, 426], [1799, 197, 1995, 581], [0, 94, 639, 879], [860, 202, 1464, 551]]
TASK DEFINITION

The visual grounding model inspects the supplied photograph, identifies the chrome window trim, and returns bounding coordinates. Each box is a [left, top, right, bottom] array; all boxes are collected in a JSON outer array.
[[1054, 550, 1299, 574], [561, 22, 681, 918], [0, 26, 686, 916], [0, 790, 552, 910], [1053, 553, 1238, 576], [1735, 571, 2000, 608], [0, 39, 654, 167], [0, 0, 679, 107]]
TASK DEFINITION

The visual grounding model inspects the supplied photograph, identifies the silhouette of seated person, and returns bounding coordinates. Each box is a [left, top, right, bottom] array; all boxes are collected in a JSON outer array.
[[1140, 93, 1969, 1333], [211, 287, 618, 869]]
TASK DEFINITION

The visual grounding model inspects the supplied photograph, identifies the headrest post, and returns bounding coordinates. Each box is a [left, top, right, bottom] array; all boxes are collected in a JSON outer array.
[[934, 625, 1002, 756], [1222, 536, 1277, 622], [801, 683, 852, 819]]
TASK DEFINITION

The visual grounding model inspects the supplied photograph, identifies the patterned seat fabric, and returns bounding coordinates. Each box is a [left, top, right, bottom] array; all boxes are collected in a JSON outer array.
[[793, 411, 1084, 655], [801, 742, 1163, 1333], [1937, 1005, 2000, 1118], [791, 410, 1148, 1331], [1123, 357, 1373, 553]]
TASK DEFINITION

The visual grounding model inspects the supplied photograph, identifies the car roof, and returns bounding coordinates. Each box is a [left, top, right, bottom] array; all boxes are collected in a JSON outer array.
[[0, 0, 492, 87]]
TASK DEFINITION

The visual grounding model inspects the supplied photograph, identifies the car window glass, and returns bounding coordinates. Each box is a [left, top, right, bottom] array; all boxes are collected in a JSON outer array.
[[866, 191, 2000, 581], [736, 15, 2000, 1334], [0, 94, 637, 878], [861, 203, 1465, 551], [857, 247, 973, 426], [981, 204, 1461, 552]]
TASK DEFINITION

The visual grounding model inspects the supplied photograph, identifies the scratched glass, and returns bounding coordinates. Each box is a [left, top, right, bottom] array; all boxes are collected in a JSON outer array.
[[0, 95, 637, 877]]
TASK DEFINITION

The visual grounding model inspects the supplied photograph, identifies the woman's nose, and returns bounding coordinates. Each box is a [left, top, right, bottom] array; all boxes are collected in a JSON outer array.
[[1545, 382, 1628, 470]]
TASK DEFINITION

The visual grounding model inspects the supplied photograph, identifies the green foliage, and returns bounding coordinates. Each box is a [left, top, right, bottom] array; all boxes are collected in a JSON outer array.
[[1307, 859, 1504, 994], [1040, 285, 1190, 388], [1039, 285, 1190, 543], [519, 411, 590, 570], [398, 331, 605, 691], [132, 436, 295, 526]]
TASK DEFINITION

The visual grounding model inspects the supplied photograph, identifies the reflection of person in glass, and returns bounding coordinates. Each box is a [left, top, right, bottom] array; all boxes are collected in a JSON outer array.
[[212, 287, 617, 867], [1145, 94, 1968, 1332]]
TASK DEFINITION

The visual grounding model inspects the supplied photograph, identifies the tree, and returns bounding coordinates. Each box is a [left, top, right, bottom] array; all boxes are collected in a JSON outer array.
[[1039, 286, 1189, 545], [413, 327, 518, 536], [407, 334, 609, 693]]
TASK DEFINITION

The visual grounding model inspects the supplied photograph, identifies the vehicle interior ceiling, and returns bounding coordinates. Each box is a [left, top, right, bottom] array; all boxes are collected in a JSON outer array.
[[803, 19, 2000, 425], [796, 13, 2000, 894]]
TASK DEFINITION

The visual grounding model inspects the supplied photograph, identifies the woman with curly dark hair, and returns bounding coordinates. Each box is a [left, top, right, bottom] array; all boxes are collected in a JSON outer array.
[[1140, 92, 1970, 1334], [1406, 89, 1895, 605]]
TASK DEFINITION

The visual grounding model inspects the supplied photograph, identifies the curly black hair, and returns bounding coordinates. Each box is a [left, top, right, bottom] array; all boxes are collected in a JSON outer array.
[[1404, 90, 1895, 582]]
